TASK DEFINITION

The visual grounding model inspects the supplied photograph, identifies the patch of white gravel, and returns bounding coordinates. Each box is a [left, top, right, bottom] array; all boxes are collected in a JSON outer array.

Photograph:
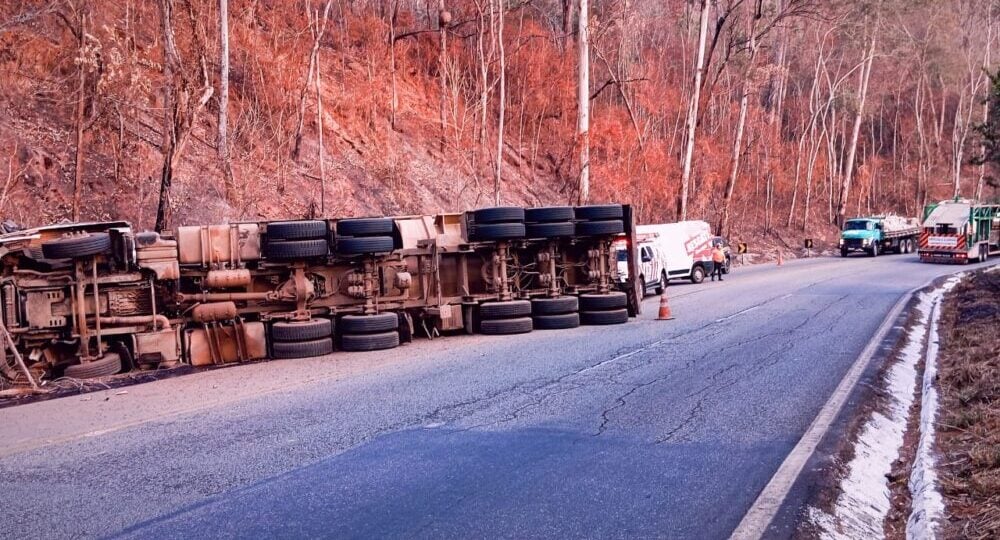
[[808, 276, 962, 539]]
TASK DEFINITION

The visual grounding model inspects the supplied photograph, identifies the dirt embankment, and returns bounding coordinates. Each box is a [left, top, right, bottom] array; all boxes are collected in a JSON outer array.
[[935, 269, 1000, 539]]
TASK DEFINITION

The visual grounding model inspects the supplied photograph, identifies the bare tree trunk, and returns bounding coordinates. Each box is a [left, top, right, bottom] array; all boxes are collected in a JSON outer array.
[[577, 0, 590, 205], [719, 5, 758, 236], [73, 6, 87, 222], [679, 0, 711, 220], [315, 8, 326, 216], [218, 0, 235, 201], [291, 1, 331, 159], [493, 0, 505, 205], [389, 0, 399, 130], [835, 29, 875, 227], [438, 1, 450, 150], [562, 0, 575, 48]]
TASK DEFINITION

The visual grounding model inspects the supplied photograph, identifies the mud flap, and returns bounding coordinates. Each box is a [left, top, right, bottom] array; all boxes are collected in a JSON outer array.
[[625, 278, 642, 317]]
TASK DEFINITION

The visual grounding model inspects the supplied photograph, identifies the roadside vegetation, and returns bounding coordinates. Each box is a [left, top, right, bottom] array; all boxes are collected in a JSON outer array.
[[936, 269, 1000, 539]]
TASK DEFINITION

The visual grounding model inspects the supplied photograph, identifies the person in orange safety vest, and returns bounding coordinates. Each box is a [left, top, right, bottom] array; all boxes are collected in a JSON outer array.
[[711, 243, 726, 281]]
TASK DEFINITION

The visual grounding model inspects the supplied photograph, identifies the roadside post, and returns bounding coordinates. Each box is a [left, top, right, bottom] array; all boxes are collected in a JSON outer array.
[[804, 238, 814, 258], [738, 242, 748, 265]]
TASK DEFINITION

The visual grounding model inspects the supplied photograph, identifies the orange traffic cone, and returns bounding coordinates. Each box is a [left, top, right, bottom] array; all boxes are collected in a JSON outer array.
[[657, 292, 675, 320], [776, 250, 784, 267]]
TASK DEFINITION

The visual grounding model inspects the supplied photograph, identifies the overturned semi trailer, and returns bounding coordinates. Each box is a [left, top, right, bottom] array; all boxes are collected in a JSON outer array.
[[0, 204, 641, 385]]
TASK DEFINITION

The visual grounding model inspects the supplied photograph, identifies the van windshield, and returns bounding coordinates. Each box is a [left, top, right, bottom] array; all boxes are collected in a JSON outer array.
[[844, 221, 870, 231]]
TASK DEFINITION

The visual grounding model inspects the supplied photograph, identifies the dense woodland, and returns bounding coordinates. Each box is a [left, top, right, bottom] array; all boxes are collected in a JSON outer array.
[[1, 0, 1000, 243]]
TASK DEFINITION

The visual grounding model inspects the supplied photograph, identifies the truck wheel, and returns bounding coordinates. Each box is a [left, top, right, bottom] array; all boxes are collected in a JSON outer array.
[[574, 204, 624, 221], [480, 317, 533, 335], [334, 236, 395, 255], [525, 222, 575, 238], [271, 319, 334, 342], [841, 248, 849, 258], [870, 243, 879, 257], [690, 265, 706, 284], [480, 300, 532, 320], [339, 313, 398, 334], [579, 292, 628, 311], [580, 309, 629, 325], [655, 273, 666, 295], [473, 207, 525, 224], [530, 296, 578, 316], [41, 233, 112, 259], [575, 220, 625, 236], [272, 338, 334, 359], [336, 218, 395, 237], [62, 352, 122, 379], [264, 238, 329, 259], [266, 220, 328, 240], [532, 312, 580, 330], [340, 331, 400, 352], [468, 223, 526, 241], [525, 206, 575, 223]]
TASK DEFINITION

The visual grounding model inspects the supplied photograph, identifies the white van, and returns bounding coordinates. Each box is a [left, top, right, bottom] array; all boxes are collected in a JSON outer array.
[[636, 221, 715, 284], [616, 239, 667, 296]]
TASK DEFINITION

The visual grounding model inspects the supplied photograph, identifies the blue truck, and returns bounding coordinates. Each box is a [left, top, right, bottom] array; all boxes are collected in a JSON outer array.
[[839, 215, 921, 257]]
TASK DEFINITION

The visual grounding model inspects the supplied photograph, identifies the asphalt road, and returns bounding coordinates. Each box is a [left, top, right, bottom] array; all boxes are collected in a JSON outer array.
[[0, 254, 993, 539]]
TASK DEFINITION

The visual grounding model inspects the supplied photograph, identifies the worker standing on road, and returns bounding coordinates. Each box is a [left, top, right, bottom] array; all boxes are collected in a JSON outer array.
[[711, 243, 726, 282]]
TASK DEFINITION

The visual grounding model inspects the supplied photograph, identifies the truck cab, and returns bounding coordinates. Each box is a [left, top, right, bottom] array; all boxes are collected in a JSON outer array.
[[616, 240, 667, 297], [839, 219, 881, 256]]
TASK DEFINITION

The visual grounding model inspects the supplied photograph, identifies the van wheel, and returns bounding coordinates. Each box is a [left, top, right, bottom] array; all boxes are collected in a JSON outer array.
[[640, 275, 648, 297], [690, 265, 706, 284], [655, 273, 666, 295]]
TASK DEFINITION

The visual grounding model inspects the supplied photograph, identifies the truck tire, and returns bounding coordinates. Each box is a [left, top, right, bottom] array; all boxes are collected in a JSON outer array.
[[62, 353, 122, 379], [469, 223, 526, 241], [690, 265, 706, 284], [574, 204, 623, 221], [869, 243, 879, 257], [525, 206, 575, 223], [580, 309, 629, 326], [533, 312, 580, 330], [336, 218, 394, 237], [578, 292, 627, 311], [531, 296, 578, 315], [481, 317, 533, 335], [841, 248, 849, 258], [271, 319, 333, 342], [340, 331, 400, 352], [339, 313, 398, 334], [41, 233, 112, 259], [264, 238, 329, 259], [525, 221, 575, 239], [473, 207, 524, 224], [272, 338, 334, 359], [335, 236, 395, 255], [480, 300, 532, 320], [266, 220, 327, 240], [575, 220, 625, 236]]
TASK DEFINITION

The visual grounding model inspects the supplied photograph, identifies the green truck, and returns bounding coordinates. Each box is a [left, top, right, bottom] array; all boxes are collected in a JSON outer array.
[[839, 215, 921, 257]]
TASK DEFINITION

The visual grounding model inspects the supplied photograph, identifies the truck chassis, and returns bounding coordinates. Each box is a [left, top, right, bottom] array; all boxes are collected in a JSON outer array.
[[0, 205, 641, 387]]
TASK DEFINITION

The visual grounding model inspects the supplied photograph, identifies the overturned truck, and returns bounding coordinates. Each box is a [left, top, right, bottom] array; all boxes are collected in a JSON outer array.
[[0, 205, 641, 385]]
